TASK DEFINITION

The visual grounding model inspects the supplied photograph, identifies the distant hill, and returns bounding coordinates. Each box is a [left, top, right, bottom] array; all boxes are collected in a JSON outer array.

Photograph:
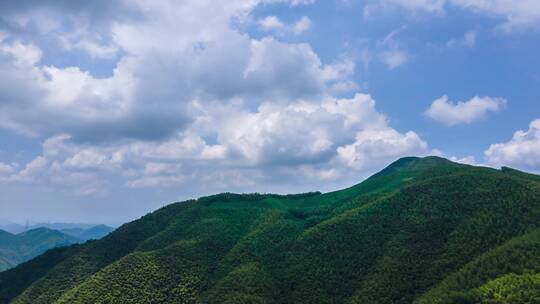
[[0, 224, 26, 235], [30, 223, 96, 231], [0, 228, 79, 272], [0, 223, 110, 235], [0, 224, 114, 272], [60, 225, 114, 241], [0, 156, 538, 303]]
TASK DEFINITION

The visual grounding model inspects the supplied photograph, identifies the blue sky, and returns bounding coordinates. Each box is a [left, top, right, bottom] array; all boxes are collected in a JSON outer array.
[[0, 0, 539, 225]]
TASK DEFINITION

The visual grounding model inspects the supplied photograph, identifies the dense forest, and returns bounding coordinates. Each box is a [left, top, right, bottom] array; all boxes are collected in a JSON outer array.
[[0, 156, 538, 303]]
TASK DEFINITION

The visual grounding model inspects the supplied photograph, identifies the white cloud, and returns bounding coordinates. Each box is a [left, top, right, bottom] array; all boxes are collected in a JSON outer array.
[[379, 0, 446, 13], [263, 0, 316, 6], [337, 129, 428, 170], [9, 156, 48, 182], [0, 0, 431, 197], [378, 50, 408, 69], [290, 0, 315, 5], [259, 16, 285, 31], [450, 0, 540, 32], [485, 119, 540, 170], [243, 37, 352, 99], [213, 94, 388, 166], [425, 95, 506, 126], [447, 31, 477, 48], [292, 16, 312, 34], [0, 162, 15, 178], [0, 131, 226, 193], [0, 40, 42, 66], [258, 15, 312, 35], [59, 33, 118, 59], [377, 29, 408, 69], [449, 155, 477, 165], [0, 92, 429, 193], [375, 0, 540, 33], [431, 149, 479, 166], [0, 2, 345, 142]]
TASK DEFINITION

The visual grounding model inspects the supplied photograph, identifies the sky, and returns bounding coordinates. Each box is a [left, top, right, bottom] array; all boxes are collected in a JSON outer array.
[[0, 0, 539, 225]]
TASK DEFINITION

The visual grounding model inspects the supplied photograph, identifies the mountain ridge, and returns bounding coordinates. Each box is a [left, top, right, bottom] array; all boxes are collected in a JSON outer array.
[[0, 223, 114, 236], [1, 156, 538, 304]]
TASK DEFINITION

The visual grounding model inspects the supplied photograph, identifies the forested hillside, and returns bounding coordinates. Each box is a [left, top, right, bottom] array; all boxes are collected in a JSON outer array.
[[0, 228, 79, 272], [1, 156, 538, 304]]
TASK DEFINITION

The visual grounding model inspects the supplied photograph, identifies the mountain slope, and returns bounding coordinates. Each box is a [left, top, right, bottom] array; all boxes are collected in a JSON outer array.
[[415, 227, 540, 304], [0, 245, 82, 303], [1, 156, 539, 304], [0, 228, 79, 272]]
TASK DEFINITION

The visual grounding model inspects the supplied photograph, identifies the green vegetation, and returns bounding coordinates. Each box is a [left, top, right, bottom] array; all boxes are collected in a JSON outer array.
[[0, 156, 538, 303], [415, 228, 540, 304], [0, 228, 79, 272]]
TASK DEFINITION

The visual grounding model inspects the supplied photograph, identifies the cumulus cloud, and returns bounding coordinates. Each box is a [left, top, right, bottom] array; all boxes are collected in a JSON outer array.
[[425, 95, 506, 126], [337, 129, 428, 170], [0, 0, 135, 61], [0, 0, 430, 197], [0, 93, 428, 193], [0, 1, 346, 143], [485, 119, 540, 170], [0, 40, 42, 65], [213, 94, 388, 166], [243, 37, 341, 99]]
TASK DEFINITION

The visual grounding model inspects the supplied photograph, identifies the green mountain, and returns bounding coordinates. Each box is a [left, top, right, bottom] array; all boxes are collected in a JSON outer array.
[[0, 228, 79, 272], [60, 225, 115, 242], [0, 156, 538, 304]]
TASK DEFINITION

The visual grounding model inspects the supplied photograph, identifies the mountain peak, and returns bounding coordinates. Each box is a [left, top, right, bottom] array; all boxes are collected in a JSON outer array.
[[374, 155, 459, 178], [399, 155, 457, 166]]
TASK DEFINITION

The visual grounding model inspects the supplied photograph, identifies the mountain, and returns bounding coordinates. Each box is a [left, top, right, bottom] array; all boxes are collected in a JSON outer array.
[[0, 224, 114, 242], [0, 156, 538, 303], [0, 224, 113, 272], [29, 223, 96, 231], [60, 225, 114, 241], [0, 223, 104, 235], [0, 224, 26, 235], [0, 228, 79, 272]]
